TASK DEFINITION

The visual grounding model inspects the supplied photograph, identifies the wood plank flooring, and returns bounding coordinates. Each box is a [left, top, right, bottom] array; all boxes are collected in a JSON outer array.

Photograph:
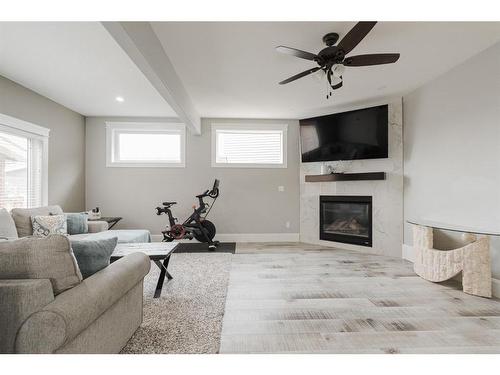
[[219, 242, 500, 353]]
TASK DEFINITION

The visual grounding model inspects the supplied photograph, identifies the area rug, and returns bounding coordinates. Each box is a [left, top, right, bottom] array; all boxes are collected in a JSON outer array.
[[121, 252, 232, 353], [174, 242, 236, 254]]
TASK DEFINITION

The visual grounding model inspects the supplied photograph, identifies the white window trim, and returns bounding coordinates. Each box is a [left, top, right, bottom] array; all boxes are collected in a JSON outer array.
[[106, 121, 186, 168], [211, 123, 288, 168], [0, 113, 49, 206]]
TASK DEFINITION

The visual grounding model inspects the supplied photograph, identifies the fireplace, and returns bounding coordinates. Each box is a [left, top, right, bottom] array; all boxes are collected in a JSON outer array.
[[320, 195, 372, 247]]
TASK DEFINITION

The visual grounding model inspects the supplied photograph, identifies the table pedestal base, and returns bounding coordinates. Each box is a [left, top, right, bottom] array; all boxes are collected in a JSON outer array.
[[413, 225, 491, 298]]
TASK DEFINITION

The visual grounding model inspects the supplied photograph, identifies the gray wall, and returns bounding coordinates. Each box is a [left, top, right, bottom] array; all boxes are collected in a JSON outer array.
[[85, 117, 300, 237], [0, 76, 86, 211], [403, 42, 500, 278]]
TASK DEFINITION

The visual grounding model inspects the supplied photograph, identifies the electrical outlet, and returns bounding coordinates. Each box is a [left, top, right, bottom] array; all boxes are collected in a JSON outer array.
[[278, 185, 285, 192], [285, 221, 291, 228]]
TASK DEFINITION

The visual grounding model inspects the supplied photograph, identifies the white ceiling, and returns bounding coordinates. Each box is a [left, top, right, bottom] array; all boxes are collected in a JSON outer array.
[[152, 22, 500, 119], [1, 22, 499, 120], [0, 22, 177, 117]]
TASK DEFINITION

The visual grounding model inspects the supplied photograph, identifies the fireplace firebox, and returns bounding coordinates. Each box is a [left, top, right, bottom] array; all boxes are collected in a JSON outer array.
[[320, 195, 372, 247]]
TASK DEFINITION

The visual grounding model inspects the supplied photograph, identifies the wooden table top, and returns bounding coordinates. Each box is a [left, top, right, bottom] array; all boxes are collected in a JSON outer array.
[[111, 242, 178, 260]]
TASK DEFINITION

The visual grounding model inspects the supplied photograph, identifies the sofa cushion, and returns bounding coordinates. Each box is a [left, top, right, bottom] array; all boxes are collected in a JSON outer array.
[[65, 213, 89, 235], [0, 208, 18, 240], [32, 215, 68, 237], [0, 235, 82, 295], [11, 205, 63, 237], [70, 236, 118, 279]]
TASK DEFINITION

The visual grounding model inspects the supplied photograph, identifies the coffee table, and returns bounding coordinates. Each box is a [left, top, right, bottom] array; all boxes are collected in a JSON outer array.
[[110, 242, 178, 298]]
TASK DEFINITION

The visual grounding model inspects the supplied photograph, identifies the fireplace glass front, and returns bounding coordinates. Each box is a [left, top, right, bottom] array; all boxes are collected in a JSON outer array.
[[320, 195, 372, 247]]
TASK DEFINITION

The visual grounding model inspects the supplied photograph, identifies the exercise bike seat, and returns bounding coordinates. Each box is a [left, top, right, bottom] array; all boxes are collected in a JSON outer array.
[[162, 201, 177, 207]]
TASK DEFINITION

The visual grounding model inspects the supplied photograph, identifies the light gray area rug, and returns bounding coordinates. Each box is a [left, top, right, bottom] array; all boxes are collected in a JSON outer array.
[[121, 252, 232, 354]]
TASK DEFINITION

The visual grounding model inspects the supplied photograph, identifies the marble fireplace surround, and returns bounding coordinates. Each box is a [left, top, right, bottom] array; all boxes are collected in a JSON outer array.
[[300, 98, 403, 258]]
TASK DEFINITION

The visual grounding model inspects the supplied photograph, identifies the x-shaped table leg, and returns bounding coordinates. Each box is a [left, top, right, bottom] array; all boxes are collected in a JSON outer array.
[[153, 255, 173, 298]]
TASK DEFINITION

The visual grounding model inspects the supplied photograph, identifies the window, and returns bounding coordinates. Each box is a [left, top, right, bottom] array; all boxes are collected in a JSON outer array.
[[106, 122, 185, 167], [0, 114, 49, 210], [211, 123, 287, 168]]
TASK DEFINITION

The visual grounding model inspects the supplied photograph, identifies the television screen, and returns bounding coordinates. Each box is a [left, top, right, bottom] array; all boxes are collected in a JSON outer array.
[[300, 104, 388, 163]]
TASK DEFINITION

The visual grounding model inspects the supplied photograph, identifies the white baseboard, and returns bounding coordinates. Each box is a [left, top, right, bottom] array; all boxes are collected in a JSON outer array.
[[151, 233, 299, 243], [402, 244, 500, 299]]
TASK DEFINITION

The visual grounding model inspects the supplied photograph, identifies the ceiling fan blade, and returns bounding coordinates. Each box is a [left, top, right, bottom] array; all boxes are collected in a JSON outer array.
[[343, 53, 400, 67], [276, 46, 318, 61], [337, 21, 377, 54], [279, 67, 321, 84]]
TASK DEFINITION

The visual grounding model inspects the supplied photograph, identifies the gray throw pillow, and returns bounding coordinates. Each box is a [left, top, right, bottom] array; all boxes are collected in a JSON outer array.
[[70, 237, 118, 279], [65, 213, 89, 235], [0, 235, 82, 295]]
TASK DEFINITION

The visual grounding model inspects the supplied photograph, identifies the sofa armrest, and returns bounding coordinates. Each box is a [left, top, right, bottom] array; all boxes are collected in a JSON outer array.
[[15, 252, 151, 353], [88, 220, 108, 233], [0, 279, 54, 353]]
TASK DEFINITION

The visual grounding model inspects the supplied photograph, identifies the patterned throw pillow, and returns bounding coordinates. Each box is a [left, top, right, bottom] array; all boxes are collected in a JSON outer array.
[[31, 215, 68, 237]]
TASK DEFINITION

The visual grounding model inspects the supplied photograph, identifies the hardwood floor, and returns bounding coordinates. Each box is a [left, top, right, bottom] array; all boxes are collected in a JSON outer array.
[[219, 242, 500, 353]]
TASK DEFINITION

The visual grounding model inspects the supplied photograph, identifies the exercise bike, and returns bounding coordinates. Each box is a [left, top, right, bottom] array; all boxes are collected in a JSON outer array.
[[156, 179, 220, 250]]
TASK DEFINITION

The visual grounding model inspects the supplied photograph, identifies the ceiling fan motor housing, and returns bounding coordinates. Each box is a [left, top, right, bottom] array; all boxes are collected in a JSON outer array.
[[317, 46, 346, 67]]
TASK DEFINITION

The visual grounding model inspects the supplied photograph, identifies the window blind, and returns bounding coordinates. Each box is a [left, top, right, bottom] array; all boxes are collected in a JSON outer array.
[[0, 130, 43, 210], [215, 130, 283, 164]]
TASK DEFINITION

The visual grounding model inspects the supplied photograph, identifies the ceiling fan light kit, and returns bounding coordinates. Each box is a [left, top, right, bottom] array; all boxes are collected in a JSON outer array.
[[276, 21, 401, 99]]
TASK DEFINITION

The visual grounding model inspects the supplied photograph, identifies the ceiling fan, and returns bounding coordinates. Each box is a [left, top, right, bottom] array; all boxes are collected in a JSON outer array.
[[276, 21, 400, 98]]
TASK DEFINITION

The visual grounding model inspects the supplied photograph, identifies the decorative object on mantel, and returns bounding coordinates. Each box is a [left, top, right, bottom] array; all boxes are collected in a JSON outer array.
[[409, 221, 492, 298], [319, 160, 353, 175], [305, 172, 386, 182]]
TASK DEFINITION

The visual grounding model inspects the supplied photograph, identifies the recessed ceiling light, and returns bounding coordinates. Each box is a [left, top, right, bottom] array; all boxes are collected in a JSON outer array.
[[115, 96, 124, 102]]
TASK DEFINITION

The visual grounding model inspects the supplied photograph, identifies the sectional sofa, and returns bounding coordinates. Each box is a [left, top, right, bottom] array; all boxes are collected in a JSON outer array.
[[0, 205, 152, 353]]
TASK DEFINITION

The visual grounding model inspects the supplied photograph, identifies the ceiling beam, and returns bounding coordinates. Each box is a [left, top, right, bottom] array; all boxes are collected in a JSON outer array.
[[102, 22, 201, 134]]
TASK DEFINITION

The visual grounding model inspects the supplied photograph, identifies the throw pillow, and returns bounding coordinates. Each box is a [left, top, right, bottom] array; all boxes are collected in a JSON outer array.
[[70, 236, 118, 279], [31, 214, 67, 237], [0, 235, 82, 294], [65, 212, 89, 235]]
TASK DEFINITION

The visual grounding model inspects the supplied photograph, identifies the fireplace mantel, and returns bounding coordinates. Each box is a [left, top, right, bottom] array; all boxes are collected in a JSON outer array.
[[305, 172, 386, 183]]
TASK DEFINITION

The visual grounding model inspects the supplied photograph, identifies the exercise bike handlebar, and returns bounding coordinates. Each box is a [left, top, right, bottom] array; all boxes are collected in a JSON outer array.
[[196, 179, 220, 199]]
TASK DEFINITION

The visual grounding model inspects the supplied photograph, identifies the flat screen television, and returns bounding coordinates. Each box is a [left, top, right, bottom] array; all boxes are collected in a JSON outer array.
[[300, 104, 388, 163]]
